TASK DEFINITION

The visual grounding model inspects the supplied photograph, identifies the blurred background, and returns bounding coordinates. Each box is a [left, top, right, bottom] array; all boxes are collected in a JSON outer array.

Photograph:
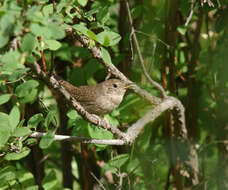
[[0, 0, 228, 189]]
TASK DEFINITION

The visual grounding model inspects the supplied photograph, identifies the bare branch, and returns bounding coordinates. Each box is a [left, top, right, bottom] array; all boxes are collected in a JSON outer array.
[[126, 97, 187, 142], [185, 0, 195, 26], [29, 62, 128, 140], [26, 27, 188, 145], [201, 0, 214, 7], [30, 132, 125, 145], [70, 31, 187, 142], [124, 0, 167, 98], [74, 33, 162, 106], [90, 172, 106, 190]]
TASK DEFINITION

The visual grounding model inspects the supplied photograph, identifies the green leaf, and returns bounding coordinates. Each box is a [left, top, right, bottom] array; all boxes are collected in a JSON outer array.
[[9, 105, 20, 131], [19, 88, 38, 104], [96, 6, 110, 24], [177, 26, 187, 35], [4, 147, 31, 160], [88, 123, 113, 150], [0, 94, 11, 105], [56, 0, 69, 13], [30, 23, 51, 39], [12, 127, 32, 137], [131, 5, 143, 19], [28, 113, 43, 129], [42, 4, 53, 17], [67, 109, 80, 120], [96, 31, 121, 47], [87, 30, 97, 41], [44, 110, 56, 128], [0, 166, 16, 182], [48, 25, 66, 40], [15, 80, 39, 98], [77, 0, 88, 7], [44, 39, 62, 51], [101, 47, 112, 64], [26, 186, 39, 190], [0, 13, 15, 36], [0, 51, 25, 75], [73, 23, 88, 35], [42, 170, 58, 189], [88, 125, 113, 140], [105, 115, 119, 126], [39, 132, 54, 149], [17, 119, 25, 128], [73, 23, 96, 41], [0, 112, 10, 149], [25, 138, 37, 146], [21, 33, 37, 53], [0, 34, 9, 48]]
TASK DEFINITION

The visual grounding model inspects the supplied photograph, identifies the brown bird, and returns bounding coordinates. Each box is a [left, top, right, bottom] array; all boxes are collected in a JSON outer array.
[[58, 79, 129, 115]]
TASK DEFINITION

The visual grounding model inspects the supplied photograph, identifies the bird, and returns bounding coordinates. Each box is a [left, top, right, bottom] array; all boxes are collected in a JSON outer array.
[[58, 78, 130, 115]]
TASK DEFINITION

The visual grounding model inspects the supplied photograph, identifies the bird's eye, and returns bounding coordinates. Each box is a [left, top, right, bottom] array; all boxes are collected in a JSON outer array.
[[113, 83, 118, 88]]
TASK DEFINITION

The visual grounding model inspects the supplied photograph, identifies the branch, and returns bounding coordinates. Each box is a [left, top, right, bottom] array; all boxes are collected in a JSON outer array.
[[124, 0, 167, 98], [126, 97, 187, 142], [28, 61, 187, 144], [29, 62, 128, 140], [27, 28, 188, 145], [30, 132, 125, 145], [185, 0, 195, 26], [70, 33, 187, 142], [73, 33, 162, 106], [201, 0, 214, 7]]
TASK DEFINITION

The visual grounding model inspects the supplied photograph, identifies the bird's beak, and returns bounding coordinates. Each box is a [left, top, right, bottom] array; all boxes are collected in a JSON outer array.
[[124, 83, 134, 89]]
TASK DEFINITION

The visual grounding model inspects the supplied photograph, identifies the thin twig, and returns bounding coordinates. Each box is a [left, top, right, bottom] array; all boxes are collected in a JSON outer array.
[[185, 0, 195, 26], [134, 30, 170, 48], [124, 0, 167, 98], [30, 132, 125, 145], [5, 75, 26, 84], [38, 36, 47, 72], [50, 52, 54, 74], [216, 0, 221, 7], [52, 0, 56, 13], [90, 172, 106, 190]]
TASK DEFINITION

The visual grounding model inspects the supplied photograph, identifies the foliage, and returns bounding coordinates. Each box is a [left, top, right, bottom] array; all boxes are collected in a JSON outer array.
[[0, 0, 228, 189]]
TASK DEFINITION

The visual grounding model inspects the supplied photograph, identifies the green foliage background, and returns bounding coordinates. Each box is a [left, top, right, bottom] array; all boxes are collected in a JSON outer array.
[[0, 0, 228, 189]]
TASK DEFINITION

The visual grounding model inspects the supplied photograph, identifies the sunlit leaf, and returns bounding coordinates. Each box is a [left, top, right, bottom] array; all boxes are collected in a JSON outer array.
[[39, 132, 55, 149], [44, 39, 62, 51], [0, 94, 11, 105], [77, 0, 88, 7], [44, 110, 56, 128], [4, 147, 30, 160], [15, 80, 39, 98], [42, 170, 58, 189], [0, 112, 10, 148], [21, 33, 37, 53], [9, 106, 20, 131], [28, 113, 43, 129], [12, 127, 32, 137], [101, 47, 112, 64]]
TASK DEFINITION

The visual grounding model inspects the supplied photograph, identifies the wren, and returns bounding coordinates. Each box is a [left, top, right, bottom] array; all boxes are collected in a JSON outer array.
[[58, 79, 129, 115]]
